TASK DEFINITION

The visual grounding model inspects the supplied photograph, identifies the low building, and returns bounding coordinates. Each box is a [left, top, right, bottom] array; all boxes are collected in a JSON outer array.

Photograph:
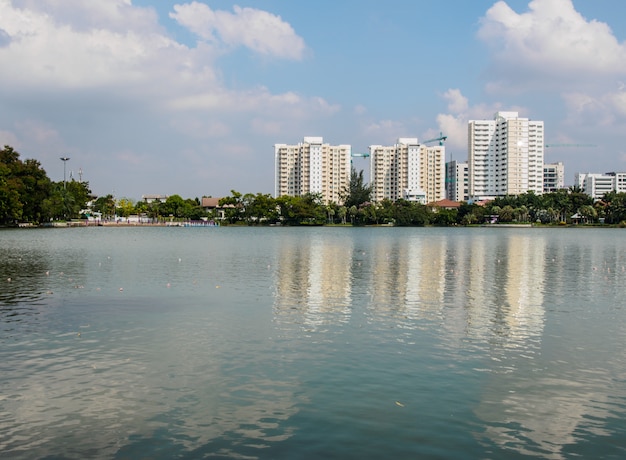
[[575, 172, 626, 199], [543, 162, 565, 193], [201, 197, 232, 220], [428, 199, 462, 211], [142, 194, 168, 204]]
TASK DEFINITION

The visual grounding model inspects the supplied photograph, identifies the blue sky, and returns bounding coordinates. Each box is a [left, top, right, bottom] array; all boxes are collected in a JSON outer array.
[[1, 0, 625, 201]]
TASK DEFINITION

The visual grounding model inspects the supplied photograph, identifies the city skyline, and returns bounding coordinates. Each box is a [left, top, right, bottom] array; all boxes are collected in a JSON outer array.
[[1, 0, 625, 201]]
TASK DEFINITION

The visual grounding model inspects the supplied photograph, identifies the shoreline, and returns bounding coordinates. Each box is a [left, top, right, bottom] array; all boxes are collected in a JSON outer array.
[[4, 222, 621, 229]]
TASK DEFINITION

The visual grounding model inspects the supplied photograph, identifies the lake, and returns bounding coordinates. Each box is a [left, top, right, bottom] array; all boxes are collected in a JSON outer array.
[[1, 226, 625, 459]]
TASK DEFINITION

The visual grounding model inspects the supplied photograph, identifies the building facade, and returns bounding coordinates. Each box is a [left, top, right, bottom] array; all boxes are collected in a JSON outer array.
[[543, 162, 565, 193], [575, 172, 626, 199], [445, 160, 469, 202], [274, 137, 351, 204], [468, 111, 544, 200], [369, 138, 445, 204]]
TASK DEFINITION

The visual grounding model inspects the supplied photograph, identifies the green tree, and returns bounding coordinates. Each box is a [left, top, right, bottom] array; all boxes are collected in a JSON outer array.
[[247, 193, 278, 224], [161, 194, 186, 218], [93, 194, 116, 219], [0, 146, 54, 224], [337, 206, 347, 224], [343, 168, 372, 208], [578, 204, 597, 223], [116, 198, 135, 218], [499, 205, 515, 222], [431, 208, 457, 226], [276, 194, 325, 225], [603, 192, 626, 224], [219, 190, 244, 223], [457, 202, 485, 226]]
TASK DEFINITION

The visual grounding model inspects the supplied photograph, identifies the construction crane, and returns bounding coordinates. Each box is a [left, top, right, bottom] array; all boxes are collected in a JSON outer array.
[[421, 132, 447, 146], [545, 143, 596, 148]]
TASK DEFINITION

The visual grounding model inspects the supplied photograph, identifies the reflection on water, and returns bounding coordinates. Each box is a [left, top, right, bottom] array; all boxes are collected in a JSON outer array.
[[273, 232, 353, 329], [271, 228, 626, 458], [273, 231, 547, 344], [1, 227, 626, 459]]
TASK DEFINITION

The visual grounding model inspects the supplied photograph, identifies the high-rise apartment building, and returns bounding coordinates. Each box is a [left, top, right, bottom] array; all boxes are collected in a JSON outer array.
[[445, 160, 469, 202], [369, 138, 445, 204], [468, 111, 544, 200], [543, 162, 565, 193], [274, 137, 351, 205]]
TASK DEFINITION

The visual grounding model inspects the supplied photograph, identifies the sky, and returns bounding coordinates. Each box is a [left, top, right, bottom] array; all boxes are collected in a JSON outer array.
[[1, 0, 625, 201]]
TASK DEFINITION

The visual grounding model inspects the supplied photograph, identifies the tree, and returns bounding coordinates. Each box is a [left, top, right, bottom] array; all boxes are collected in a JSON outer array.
[[343, 168, 372, 208], [457, 202, 485, 226], [578, 204, 597, 223], [337, 206, 347, 224], [275, 194, 325, 225], [499, 205, 515, 222], [0, 145, 54, 224], [93, 194, 116, 219], [431, 208, 457, 226], [603, 192, 626, 224], [116, 198, 135, 218], [161, 194, 186, 218], [219, 190, 244, 223], [246, 193, 278, 224]]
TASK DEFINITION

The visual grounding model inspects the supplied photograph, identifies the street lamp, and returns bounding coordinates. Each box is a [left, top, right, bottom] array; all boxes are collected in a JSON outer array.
[[60, 157, 70, 189]]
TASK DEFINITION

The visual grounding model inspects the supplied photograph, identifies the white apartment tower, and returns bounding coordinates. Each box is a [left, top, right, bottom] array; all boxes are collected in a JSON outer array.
[[274, 137, 351, 204], [446, 160, 469, 202], [369, 138, 445, 204], [468, 111, 544, 200]]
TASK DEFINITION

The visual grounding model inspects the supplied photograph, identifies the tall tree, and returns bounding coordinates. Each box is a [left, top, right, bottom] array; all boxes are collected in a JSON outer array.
[[343, 168, 372, 209], [0, 145, 54, 224]]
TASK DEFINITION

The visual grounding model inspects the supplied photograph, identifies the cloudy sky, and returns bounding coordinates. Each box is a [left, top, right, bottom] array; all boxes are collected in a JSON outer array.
[[1, 0, 625, 200]]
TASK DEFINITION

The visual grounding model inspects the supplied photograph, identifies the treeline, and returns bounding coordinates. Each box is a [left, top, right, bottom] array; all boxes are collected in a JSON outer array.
[[96, 194, 207, 221], [1, 146, 91, 225], [458, 190, 621, 225], [212, 188, 626, 226], [4, 144, 626, 227]]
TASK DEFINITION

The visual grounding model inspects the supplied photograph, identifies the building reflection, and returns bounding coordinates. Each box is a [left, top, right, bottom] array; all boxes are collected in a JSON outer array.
[[273, 234, 353, 329], [466, 234, 617, 458], [273, 231, 548, 343], [270, 228, 626, 458]]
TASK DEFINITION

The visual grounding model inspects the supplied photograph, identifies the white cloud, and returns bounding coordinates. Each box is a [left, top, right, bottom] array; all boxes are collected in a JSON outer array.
[[436, 113, 468, 152], [479, 0, 626, 82], [0, 0, 196, 91], [353, 105, 367, 115], [12, 0, 159, 33], [0, 0, 328, 197], [435, 88, 510, 152], [169, 118, 231, 139], [363, 119, 407, 141], [170, 2, 305, 60], [167, 86, 338, 123], [475, 0, 626, 170], [562, 86, 626, 127], [442, 88, 468, 114]]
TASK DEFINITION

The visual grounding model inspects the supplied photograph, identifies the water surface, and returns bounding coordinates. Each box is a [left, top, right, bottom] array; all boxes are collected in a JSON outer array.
[[1, 226, 625, 459]]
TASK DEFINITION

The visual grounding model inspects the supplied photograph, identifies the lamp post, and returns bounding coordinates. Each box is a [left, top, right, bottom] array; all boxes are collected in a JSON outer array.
[[60, 157, 70, 189]]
